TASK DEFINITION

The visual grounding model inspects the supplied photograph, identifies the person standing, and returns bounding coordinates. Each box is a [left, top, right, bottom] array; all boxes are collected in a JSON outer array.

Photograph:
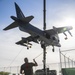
[[20, 57, 38, 75]]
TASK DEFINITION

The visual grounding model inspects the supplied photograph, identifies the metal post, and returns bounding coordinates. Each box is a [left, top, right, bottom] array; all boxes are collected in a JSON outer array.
[[64, 55, 66, 68], [43, 46, 46, 75], [43, 0, 46, 30], [43, 0, 46, 75], [72, 60, 73, 68], [59, 48, 62, 75], [68, 57, 70, 68], [10, 67, 11, 74]]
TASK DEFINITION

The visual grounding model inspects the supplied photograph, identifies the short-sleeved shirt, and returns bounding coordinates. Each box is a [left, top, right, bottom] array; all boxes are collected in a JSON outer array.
[[21, 63, 35, 75]]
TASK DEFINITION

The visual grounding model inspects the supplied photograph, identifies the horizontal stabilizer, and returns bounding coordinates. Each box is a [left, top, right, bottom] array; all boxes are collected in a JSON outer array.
[[3, 22, 18, 30], [21, 16, 34, 23]]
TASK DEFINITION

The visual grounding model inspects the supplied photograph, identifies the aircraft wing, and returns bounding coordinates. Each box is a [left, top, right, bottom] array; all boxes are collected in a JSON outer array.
[[16, 39, 32, 49], [45, 26, 73, 35], [16, 36, 39, 48]]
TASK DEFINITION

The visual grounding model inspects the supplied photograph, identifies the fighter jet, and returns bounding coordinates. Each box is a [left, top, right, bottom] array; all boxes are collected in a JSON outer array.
[[3, 2, 73, 51]]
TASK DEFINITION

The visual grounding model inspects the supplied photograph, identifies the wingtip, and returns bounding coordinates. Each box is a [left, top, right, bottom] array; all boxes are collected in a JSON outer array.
[[3, 28, 7, 31], [71, 26, 73, 30]]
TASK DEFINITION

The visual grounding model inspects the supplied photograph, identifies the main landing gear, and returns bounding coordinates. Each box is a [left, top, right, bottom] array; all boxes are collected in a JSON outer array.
[[52, 46, 54, 52]]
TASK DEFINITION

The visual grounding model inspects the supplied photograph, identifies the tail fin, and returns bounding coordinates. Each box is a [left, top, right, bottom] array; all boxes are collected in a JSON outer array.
[[3, 3, 34, 31], [15, 2, 25, 19]]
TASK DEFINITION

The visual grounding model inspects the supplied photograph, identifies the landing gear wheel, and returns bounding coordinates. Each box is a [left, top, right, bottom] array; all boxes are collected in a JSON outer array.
[[30, 46, 32, 48], [52, 46, 54, 52], [27, 47, 29, 50], [52, 48, 54, 52], [41, 44, 46, 49], [65, 37, 68, 40], [41, 41, 45, 49]]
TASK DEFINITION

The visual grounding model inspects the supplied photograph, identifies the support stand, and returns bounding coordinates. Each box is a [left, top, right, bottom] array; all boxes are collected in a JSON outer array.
[[43, 0, 46, 75], [43, 45, 46, 75]]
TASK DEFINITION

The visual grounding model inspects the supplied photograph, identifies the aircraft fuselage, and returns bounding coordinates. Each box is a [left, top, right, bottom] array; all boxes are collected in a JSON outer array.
[[19, 22, 60, 47]]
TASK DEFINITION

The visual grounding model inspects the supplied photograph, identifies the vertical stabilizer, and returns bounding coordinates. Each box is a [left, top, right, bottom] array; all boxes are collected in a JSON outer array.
[[15, 2, 25, 19]]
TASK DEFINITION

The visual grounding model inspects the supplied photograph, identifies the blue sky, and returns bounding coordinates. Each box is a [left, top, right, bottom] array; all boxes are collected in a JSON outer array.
[[0, 0, 75, 68]]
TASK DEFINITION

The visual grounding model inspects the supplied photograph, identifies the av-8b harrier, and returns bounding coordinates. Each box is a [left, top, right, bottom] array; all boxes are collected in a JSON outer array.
[[3, 2, 73, 51]]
